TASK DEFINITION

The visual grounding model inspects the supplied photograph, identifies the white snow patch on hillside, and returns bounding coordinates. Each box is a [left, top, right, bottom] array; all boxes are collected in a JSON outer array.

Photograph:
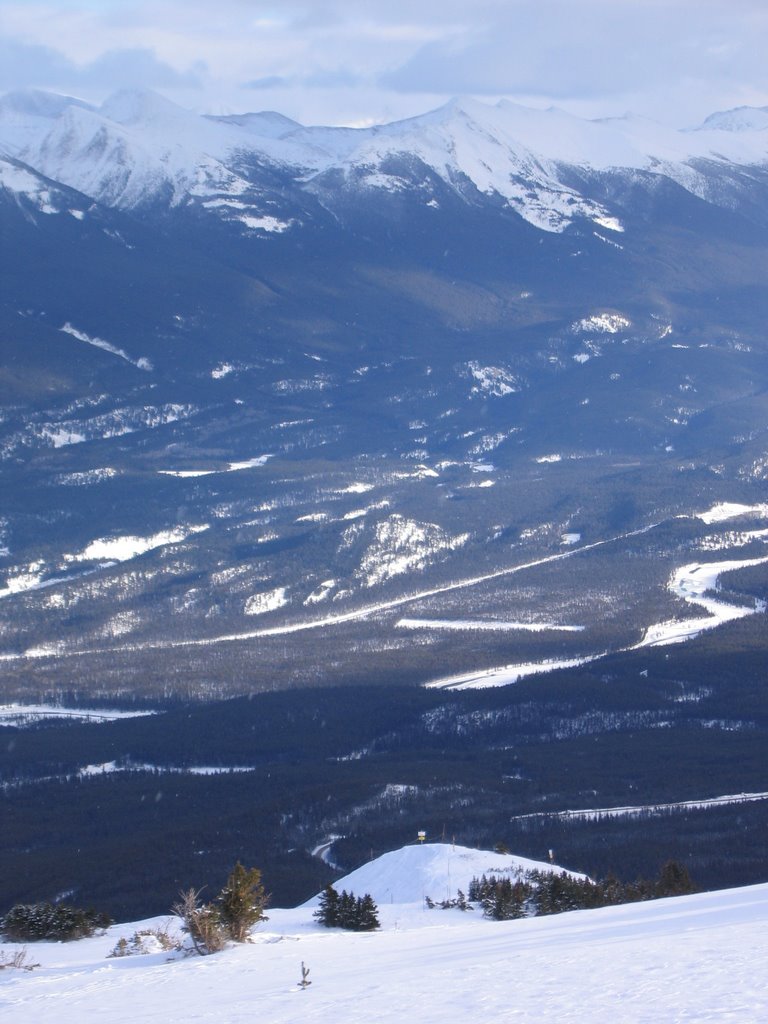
[[55, 468, 119, 486], [77, 761, 255, 778], [159, 455, 272, 477], [60, 323, 152, 371], [0, 159, 58, 212], [358, 515, 470, 588], [697, 528, 768, 551], [0, 563, 46, 598], [467, 431, 511, 455], [304, 580, 336, 605], [397, 618, 584, 633], [158, 468, 217, 478], [426, 656, 594, 690], [239, 214, 291, 232], [696, 501, 768, 524], [342, 508, 368, 520], [228, 455, 272, 471], [338, 482, 375, 494], [0, 703, 156, 725], [64, 525, 208, 564], [513, 790, 768, 824], [41, 427, 86, 448], [465, 361, 520, 396], [592, 214, 624, 232], [244, 587, 288, 616], [571, 313, 631, 334]]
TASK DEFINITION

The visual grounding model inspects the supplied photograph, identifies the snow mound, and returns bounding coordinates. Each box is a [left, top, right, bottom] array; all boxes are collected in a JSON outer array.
[[306, 842, 580, 906]]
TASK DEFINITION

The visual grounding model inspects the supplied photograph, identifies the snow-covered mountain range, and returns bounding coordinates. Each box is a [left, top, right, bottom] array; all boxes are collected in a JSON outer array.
[[3, 89, 768, 230], [2, 86, 768, 700]]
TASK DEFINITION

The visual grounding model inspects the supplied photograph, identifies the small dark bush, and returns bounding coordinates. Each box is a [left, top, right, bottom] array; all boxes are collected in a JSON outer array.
[[313, 885, 379, 931], [1, 902, 112, 942]]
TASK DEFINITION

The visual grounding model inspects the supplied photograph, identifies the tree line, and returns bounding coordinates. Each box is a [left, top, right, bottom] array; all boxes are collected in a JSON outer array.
[[466, 860, 696, 921]]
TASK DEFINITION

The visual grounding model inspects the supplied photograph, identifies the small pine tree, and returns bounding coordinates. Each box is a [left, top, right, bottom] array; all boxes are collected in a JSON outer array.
[[354, 893, 380, 932], [313, 885, 341, 928], [217, 862, 269, 942], [656, 860, 696, 898], [338, 890, 357, 929]]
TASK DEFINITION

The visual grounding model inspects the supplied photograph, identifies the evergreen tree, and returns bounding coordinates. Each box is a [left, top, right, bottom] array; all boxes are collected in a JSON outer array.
[[217, 862, 269, 942], [313, 885, 341, 928], [338, 890, 356, 929], [354, 893, 380, 931], [656, 860, 696, 898], [313, 885, 379, 931], [1, 902, 111, 942]]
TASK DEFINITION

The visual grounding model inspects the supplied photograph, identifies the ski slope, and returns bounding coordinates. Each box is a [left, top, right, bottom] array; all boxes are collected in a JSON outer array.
[[1, 843, 767, 1022]]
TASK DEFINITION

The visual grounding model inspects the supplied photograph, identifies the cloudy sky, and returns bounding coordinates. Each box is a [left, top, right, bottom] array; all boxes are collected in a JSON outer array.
[[1, 0, 767, 127]]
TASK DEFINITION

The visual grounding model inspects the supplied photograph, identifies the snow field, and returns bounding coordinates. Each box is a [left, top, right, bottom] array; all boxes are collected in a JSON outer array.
[[1, 844, 767, 1023]]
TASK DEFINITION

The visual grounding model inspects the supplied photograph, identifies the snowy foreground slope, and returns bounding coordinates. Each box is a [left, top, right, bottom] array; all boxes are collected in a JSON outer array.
[[2, 845, 768, 1022]]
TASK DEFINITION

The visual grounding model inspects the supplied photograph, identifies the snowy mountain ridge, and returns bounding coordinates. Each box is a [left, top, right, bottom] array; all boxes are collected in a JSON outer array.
[[3, 88, 768, 230]]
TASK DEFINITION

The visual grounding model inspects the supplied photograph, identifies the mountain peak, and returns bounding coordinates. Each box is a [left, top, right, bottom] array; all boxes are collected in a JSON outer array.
[[99, 88, 191, 128], [0, 88, 93, 120], [208, 109, 304, 140], [697, 105, 768, 133]]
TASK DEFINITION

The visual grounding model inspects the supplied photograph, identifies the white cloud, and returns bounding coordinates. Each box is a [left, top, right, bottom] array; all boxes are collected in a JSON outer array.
[[0, 1, 767, 127]]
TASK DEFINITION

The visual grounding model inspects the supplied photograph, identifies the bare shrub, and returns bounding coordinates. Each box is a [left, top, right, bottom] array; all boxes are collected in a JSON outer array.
[[0, 947, 40, 971], [172, 888, 227, 956]]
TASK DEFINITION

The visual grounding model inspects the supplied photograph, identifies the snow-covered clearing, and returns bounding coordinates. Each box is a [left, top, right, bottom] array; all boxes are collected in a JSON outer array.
[[244, 587, 288, 616], [0, 704, 156, 725], [511, 790, 768, 823], [1, 843, 767, 1023], [64, 525, 208, 564], [571, 312, 631, 334], [397, 617, 584, 633], [158, 455, 272, 477], [426, 656, 594, 690], [77, 762, 255, 778], [695, 501, 768, 524]]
